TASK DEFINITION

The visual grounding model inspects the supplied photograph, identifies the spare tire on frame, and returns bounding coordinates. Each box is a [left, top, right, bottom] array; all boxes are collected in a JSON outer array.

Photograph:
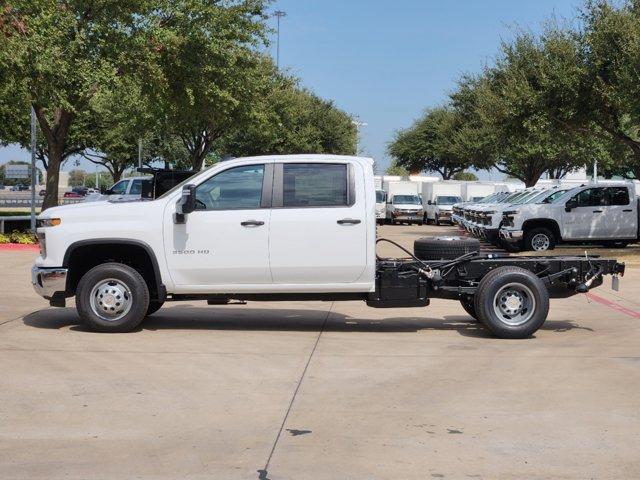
[[414, 236, 480, 261]]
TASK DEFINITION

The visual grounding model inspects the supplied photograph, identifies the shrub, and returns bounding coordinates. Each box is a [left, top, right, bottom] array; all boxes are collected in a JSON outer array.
[[8, 230, 37, 244], [0, 233, 10, 244]]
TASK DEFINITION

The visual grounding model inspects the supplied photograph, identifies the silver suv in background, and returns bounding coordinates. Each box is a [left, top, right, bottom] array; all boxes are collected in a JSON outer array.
[[84, 177, 152, 203]]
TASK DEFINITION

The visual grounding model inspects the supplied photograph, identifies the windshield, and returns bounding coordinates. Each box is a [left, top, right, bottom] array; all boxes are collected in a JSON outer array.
[[534, 189, 569, 204], [500, 191, 526, 203], [478, 192, 502, 203], [436, 195, 462, 205], [550, 189, 575, 203], [512, 190, 542, 205], [376, 190, 386, 203], [393, 195, 421, 205]]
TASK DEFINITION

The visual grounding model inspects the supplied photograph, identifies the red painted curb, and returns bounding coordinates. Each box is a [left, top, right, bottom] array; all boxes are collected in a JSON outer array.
[[586, 292, 640, 319], [0, 243, 40, 252]]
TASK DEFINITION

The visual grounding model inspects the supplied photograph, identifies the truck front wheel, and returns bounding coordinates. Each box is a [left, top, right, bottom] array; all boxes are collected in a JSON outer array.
[[76, 262, 150, 333], [474, 266, 549, 339], [524, 227, 556, 252]]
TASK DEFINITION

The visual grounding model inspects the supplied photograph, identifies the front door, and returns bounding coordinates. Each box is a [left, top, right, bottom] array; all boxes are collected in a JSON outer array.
[[562, 187, 608, 239], [269, 162, 368, 284], [163, 163, 272, 287]]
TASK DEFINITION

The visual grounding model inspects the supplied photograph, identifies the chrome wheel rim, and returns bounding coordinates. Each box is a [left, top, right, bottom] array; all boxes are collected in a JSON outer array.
[[531, 233, 550, 251], [493, 283, 535, 326], [89, 278, 132, 321]]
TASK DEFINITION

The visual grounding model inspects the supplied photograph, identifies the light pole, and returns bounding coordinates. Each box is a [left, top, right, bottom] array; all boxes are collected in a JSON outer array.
[[274, 10, 286, 68], [352, 120, 368, 155], [29, 107, 37, 231]]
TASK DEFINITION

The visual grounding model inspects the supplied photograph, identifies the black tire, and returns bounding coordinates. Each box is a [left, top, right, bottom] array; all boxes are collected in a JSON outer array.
[[76, 262, 149, 333], [147, 300, 164, 316], [474, 266, 549, 339], [414, 236, 480, 261], [460, 297, 479, 322], [524, 227, 556, 252]]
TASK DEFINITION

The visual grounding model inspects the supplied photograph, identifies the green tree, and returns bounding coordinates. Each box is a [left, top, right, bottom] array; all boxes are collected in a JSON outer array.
[[575, 1, 640, 179], [0, 1, 163, 209], [68, 169, 87, 187], [388, 107, 476, 179], [222, 72, 357, 157], [468, 30, 602, 186], [153, 2, 271, 170], [385, 160, 409, 176], [453, 171, 479, 181]]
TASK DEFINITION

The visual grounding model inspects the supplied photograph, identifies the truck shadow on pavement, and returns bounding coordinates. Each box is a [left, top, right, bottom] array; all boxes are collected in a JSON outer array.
[[22, 306, 593, 339]]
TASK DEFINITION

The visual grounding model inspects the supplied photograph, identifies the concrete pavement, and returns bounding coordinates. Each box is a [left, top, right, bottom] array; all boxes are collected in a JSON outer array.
[[1, 229, 639, 479]]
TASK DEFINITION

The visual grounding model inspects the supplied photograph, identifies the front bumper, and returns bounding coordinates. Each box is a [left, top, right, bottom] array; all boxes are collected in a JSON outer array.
[[32, 266, 68, 301], [392, 212, 423, 221], [499, 228, 524, 242], [436, 212, 453, 223]]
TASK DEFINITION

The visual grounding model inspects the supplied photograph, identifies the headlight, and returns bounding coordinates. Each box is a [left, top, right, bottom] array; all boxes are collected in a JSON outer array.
[[37, 218, 61, 228]]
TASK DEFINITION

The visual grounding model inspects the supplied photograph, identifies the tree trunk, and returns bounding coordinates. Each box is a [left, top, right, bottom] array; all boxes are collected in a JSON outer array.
[[42, 144, 64, 210], [35, 106, 73, 211]]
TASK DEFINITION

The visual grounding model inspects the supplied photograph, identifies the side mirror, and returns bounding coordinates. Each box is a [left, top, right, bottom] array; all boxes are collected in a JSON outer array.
[[103, 188, 112, 195], [178, 184, 197, 215], [427, 200, 432, 205], [565, 199, 578, 212]]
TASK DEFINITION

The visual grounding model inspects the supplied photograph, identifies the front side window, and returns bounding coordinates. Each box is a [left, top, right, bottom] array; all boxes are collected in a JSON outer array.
[[283, 163, 348, 207], [110, 180, 128, 195], [195, 165, 264, 210], [572, 188, 606, 207], [376, 190, 386, 203], [608, 187, 630, 206]]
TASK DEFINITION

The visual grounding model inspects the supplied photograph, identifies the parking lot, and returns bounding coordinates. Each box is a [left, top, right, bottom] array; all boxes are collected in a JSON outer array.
[[2, 223, 640, 479]]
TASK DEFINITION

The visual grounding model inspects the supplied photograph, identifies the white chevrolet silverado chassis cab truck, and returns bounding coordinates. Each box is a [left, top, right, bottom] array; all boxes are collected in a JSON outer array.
[[32, 155, 625, 339]]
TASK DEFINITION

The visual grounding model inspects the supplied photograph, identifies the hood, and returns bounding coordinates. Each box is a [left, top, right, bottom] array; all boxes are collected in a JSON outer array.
[[38, 198, 156, 221], [436, 205, 454, 211]]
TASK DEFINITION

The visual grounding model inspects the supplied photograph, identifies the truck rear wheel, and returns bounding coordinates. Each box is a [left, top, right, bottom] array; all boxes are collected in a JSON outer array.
[[474, 266, 549, 339], [414, 236, 480, 260], [76, 262, 149, 333]]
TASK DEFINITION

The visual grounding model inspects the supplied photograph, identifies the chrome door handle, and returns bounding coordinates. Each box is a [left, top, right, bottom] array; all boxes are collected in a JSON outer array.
[[241, 220, 265, 227], [337, 218, 361, 225]]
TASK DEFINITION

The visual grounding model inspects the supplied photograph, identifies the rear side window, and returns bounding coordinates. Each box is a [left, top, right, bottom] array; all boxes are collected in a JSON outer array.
[[573, 188, 606, 207], [282, 163, 348, 207], [129, 179, 143, 195], [607, 187, 630, 206]]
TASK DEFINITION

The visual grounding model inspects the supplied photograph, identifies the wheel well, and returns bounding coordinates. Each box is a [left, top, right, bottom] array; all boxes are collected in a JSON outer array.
[[64, 242, 163, 300], [522, 219, 561, 241]]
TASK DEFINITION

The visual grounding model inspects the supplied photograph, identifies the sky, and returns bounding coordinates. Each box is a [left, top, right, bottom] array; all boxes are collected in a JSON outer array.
[[0, 0, 582, 179]]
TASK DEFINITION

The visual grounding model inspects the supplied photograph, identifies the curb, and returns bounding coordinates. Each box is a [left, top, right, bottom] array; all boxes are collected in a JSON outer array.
[[0, 243, 40, 252]]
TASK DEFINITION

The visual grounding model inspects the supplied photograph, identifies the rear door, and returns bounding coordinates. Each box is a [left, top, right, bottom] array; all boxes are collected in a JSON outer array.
[[269, 161, 368, 284], [561, 187, 608, 239], [605, 186, 637, 239]]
